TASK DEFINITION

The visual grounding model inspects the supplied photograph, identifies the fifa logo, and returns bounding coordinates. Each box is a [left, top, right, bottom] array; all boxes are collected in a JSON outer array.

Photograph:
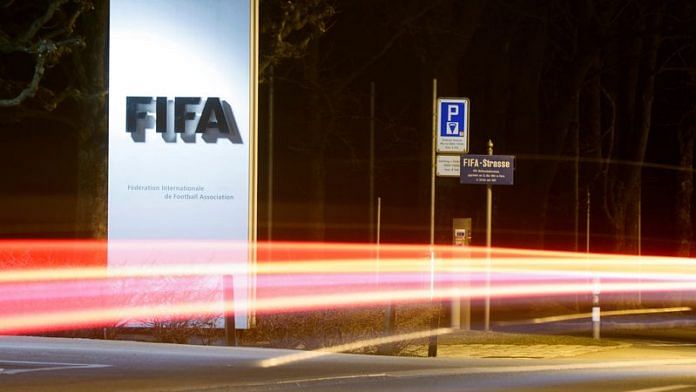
[[125, 96, 243, 143]]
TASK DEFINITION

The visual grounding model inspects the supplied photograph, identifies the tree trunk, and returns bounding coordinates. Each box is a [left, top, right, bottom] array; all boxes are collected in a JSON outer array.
[[536, 1, 601, 248], [604, 7, 662, 253], [75, 0, 108, 239]]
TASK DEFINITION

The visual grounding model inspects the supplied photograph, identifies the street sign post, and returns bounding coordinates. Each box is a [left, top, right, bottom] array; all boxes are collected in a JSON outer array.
[[437, 98, 470, 153], [460, 154, 515, 185], [431, 95, 469, 355], [458, 142, 516, 331]]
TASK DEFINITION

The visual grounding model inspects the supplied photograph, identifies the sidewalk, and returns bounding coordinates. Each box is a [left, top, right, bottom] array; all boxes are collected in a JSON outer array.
[[412, 312, 696, 359], [407, 330, 630, 359], [435, 342, 628, 358]]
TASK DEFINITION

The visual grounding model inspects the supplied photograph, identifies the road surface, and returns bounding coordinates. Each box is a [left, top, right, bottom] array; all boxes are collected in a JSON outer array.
[[1, 336, 696, 391]]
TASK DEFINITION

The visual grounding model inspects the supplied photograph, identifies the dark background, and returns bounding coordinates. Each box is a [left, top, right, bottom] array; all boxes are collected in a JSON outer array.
[[1, 0, 695, 256]]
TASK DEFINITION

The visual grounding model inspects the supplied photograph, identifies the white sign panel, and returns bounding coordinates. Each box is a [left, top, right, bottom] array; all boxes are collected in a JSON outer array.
[[436, 155, 461, 177], [437, 98, 470, 153], [108, 0, 256, 328]]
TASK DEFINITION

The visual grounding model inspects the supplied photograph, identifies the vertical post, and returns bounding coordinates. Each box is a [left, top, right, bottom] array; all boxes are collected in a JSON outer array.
[[377, 197, 382, 247], [267, 66, 274, 242], [592, 277, 600, 340], [484, 139, 493, 332], [587, 189, 599, 340], [369, 82, 376, 244], [586, 188, 591, 253], [638, 191, 642, 256], [264, 67, 275, 330], [428, 78, 438, 357], [427, 292, 440, 358], [378, 196, 396, 355], [450, 221, 459, 330], [638, 189, 642, 306], [381, 304, 396, 355], [376, 196, 383, 287], [574, 125, 580, 252], [574, 120, 580, 312], [430, 79, 437, 248], [224, 275, 237, 346], [377, 196, 382, 286]]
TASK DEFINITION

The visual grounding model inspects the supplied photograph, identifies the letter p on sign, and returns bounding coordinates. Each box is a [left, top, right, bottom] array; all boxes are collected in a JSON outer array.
[[447, 105, 459, 121], [446, 105, 459, 134]]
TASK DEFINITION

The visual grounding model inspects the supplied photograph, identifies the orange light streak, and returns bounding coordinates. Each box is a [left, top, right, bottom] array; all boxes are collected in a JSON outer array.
[[1, 280, 695, 335], [2, 240, 696, 335], [496, 307, 692, 326], [4, 250, 696, 284]]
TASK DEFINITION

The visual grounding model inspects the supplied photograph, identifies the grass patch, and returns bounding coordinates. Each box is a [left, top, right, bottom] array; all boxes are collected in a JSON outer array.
[[437, 330, 621, 347], [603, 326, 696, 342]]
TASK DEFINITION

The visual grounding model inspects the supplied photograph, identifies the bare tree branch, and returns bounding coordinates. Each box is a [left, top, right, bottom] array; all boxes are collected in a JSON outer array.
[[46, 0, 92, 40], [0, 0, 88, 107], [334, 1, 443, 93], [0, 37, 83, 107], [260, 0, 336, 80], [0, 50, 46, 107], [18, 0, 69, 44]]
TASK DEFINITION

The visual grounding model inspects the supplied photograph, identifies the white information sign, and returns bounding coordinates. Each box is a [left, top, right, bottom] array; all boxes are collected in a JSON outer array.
[[108, 0, 257, 328], [437, 98, 470, 153], [436, 155, 461, 177]]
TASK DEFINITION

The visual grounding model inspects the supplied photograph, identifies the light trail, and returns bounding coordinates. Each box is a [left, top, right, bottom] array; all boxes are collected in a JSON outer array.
[[1, 239, 696, 335], [258, 328, 454, 368], [495, 307, 693, 326], [1, 280, 695, 334], [4, 256, 696, 284]]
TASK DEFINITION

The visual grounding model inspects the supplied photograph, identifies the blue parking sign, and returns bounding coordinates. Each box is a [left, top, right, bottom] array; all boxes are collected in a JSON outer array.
[[437, 98, 469, 153], [440, 102, 466, 136]]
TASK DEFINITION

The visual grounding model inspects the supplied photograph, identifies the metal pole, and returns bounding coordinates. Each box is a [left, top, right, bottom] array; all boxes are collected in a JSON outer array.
[[484, 139, 493, 332], [224, 275, 237, 346], [574, 123, 580, 252], [638, 189, 642, 306], [574, 120, 580, 312], [377, 197, 382, 248], [265, 68, 275, 329], [587, 189, 600, 340], [638, 191, 642, 256], [378, 197, 391, 345], [267, 66, 274, 242], [369, 82, 376, 244], [430, 78, 437, 247], [427, 78, 438, 357], [586, 188, 591, 253], [377, 197, 396, 355], [592, 277, 600, 340], [376, 196, 383, 286]]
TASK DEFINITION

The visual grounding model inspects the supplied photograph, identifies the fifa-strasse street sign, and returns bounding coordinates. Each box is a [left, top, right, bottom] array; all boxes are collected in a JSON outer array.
[[460, 154, 515, 185]]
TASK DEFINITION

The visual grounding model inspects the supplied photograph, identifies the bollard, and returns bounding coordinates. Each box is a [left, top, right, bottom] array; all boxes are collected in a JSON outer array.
[[223, 275, 237, 346]]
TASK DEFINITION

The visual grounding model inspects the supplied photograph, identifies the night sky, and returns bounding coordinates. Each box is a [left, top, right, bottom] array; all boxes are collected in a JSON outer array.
[[1, 0, 695, 256]]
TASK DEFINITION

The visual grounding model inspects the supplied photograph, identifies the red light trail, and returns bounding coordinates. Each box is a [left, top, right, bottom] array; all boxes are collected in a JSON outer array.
[[0, 240, 694, 334]]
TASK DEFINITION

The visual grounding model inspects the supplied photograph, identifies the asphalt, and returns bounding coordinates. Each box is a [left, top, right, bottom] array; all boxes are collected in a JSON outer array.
[[1, 336, 696, 391]]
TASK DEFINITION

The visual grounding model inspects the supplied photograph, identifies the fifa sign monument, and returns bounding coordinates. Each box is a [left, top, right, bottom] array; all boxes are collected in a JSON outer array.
[[108, 0, 258, 329]]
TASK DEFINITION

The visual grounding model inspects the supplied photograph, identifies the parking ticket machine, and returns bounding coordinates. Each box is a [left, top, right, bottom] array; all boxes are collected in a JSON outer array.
[[451, 218, 472, 330], [453, 218, 472, 246]]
